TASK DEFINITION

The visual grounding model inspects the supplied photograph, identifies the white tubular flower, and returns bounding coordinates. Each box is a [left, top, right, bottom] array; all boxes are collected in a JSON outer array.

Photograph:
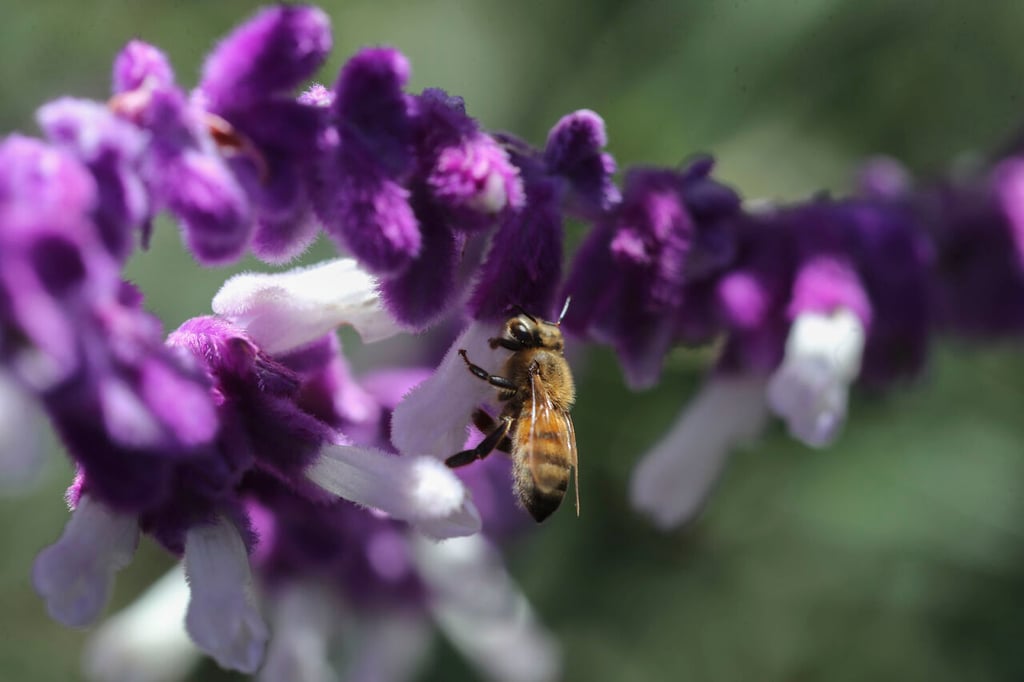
[[630, 376, 769, 530], [412, 535, 561, 682], [32, 494, 140, 627], [768, 308, 866, 448], [183, 517, 268, 674], [83, 565, 200, 682], [0, 371, 44, 493], [212, 257, 404, 355], [306, 444, 481, 540], [391, 321, 506, 459], [341, 611, 434, 682], [259, 583, 338, 682]]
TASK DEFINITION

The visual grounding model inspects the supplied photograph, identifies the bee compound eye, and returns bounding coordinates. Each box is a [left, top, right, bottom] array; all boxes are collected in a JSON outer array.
[[507, 319, 524, 335]]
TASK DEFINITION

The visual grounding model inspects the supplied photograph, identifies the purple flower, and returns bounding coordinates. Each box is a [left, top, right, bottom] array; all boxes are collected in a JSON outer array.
[[842, 197, 932, 387], [27, 256, 482, 674], [27, 297, 221, 630], [163, 308, 478, 542], [199, 5, 331, 112], [247, 475, 425, 609], [103, 6, 336, 266], [208, 260, 482, 538], [466, 180, 564, 322], [925, 160, 1024, 338], [314, 48, 527, 329], [85, 535, 561, 682], [36, 98, 151, 261], [563, 158, 740, 389], [389, 111, 618, 465], [112, 39, 174, 93], [0, 135, 108, 389], [196, 4, 332, 263], [82, 345, 555, 682], [361, 365, 525, 538], [543, 109, 620, 219], [109, 42, 254, 264], [277, 333, 383, 444], [628, 207, 791, 529], [762, 200, 872, 446], [315, 47, 422, 274], [416, 88, 525, 226], [631, 192, 932, 527], [0, 135, 220, 520]]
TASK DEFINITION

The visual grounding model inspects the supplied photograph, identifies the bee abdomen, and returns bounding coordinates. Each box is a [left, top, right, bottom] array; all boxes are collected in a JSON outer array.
[[522, 486, 565, 523], [514, 445, 571, 523]]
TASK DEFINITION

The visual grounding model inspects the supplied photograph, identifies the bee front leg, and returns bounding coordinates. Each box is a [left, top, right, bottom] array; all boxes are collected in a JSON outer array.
[[446, 415, 513, 468], [458, 349, 517, 393]]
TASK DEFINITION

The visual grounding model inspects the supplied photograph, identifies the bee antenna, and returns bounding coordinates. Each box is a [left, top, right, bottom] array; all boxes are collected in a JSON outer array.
[[556, 297, 572, 325], [510, 304, 537, 323]]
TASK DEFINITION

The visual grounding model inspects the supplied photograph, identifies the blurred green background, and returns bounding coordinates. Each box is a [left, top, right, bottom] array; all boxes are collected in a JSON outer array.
[[3, 1, 1024, 680]]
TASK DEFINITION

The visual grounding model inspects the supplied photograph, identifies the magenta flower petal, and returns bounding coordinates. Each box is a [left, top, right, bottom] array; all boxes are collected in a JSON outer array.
[[112, 40, 175, 94], [543, 109, 619, 218], [199, 4, 332, 110], [379, 200, 461, 329], [467, 180, 564, 322]]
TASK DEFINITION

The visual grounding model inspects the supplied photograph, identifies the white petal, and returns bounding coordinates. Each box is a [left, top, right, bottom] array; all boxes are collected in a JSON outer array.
[[0, 371, 45, 493], [306, 444, 481, 540], [83, 565, 200, 682], [183, 517, 268, 674], [211, 258, 403, 355], [259, 582, 337, 682], [413, 535, 560, 682], [630, 375, 768, 529], [32, 494, 140, 627], [768, 309, 865, 448], [341, 611, 433, 682], [391, 321, 505, 459]]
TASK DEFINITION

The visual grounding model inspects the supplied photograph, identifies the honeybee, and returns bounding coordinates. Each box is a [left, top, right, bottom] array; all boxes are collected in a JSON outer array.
[[445, 300, 578, 522]]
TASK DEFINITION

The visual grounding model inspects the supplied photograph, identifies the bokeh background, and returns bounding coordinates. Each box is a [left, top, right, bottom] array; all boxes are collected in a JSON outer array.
[[3, 1, 1024, 680]]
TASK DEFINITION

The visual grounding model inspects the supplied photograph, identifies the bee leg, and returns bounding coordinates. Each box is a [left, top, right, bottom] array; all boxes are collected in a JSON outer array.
[[458, 349, 517, 393], [472, 409, 512, 453], [446, 416, 513, 468]]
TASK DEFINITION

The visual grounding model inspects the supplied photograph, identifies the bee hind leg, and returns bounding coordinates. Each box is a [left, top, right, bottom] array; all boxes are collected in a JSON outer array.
[[472, 409, 512, 453], [446, 415, 513, 468]]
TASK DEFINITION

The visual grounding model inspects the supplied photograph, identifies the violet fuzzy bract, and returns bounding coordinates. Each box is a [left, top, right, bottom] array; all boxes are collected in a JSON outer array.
[[2, 2, 1023, 681]]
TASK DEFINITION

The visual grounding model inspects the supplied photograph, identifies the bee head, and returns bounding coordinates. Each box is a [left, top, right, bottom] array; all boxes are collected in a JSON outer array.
[[502, 314, 563, 352], [507, 314, 539, 346]]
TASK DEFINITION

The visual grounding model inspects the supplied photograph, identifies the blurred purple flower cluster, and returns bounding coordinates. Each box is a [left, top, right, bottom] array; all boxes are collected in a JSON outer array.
[[1, 3, 1023, 681]]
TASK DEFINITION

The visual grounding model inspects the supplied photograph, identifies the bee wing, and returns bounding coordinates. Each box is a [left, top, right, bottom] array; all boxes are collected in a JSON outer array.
[[527, 366, 580, 516], [565, 408, 580, 517]]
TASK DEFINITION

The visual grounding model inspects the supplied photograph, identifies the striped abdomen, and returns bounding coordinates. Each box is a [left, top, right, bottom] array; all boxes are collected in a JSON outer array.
[[510, 405, 573, 522]]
